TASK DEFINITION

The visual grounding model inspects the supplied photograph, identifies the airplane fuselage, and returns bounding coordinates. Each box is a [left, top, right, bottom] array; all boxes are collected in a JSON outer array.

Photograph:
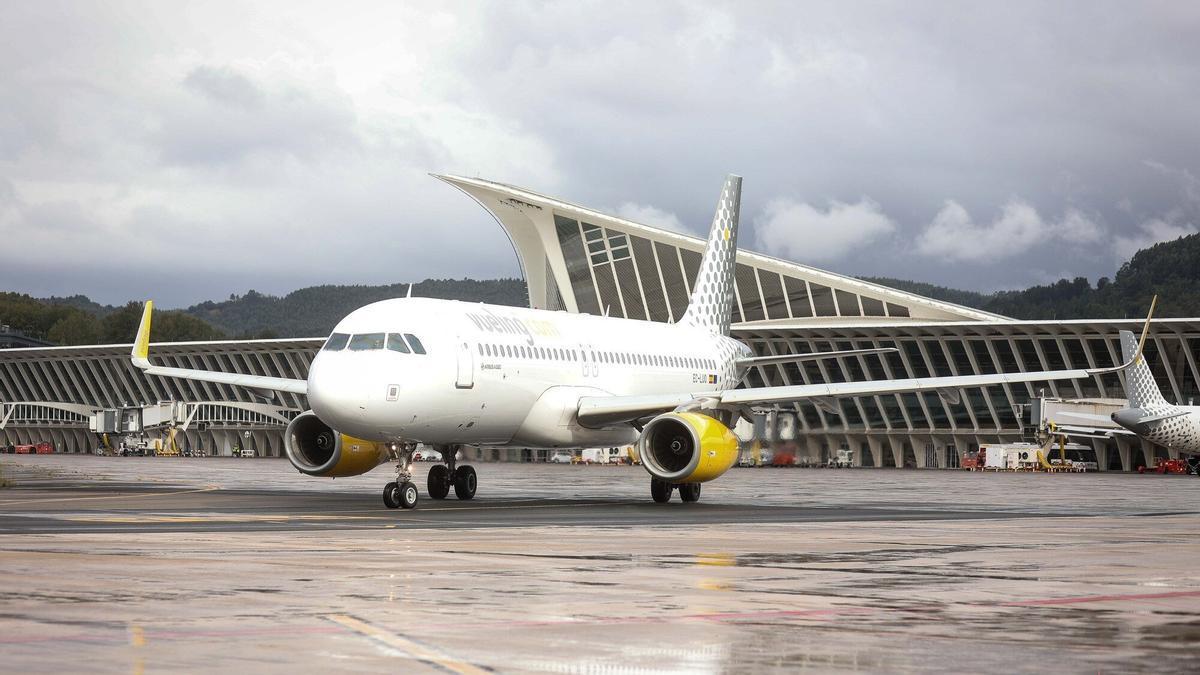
[[306, 297, 753, 449], [1112, 404, 1200, 452]]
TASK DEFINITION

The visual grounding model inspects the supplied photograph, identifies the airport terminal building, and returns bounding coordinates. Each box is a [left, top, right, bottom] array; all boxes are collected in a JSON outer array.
[[3, 176, 1198, 470]]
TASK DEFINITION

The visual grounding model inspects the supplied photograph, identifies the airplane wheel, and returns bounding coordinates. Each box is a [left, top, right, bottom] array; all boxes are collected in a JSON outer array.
[[383, 481, 401, 509], [427, 465, 450, 500], [453, 465, 477, 500], [398, 481, 419, 509], [650, 479, 672, 503], [679, 483, 701, 503]]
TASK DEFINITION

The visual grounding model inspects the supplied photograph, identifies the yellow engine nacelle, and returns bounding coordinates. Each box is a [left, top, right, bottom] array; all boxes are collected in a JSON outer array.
[[284, 412, 390, 477], [637, 412, 739, 483]]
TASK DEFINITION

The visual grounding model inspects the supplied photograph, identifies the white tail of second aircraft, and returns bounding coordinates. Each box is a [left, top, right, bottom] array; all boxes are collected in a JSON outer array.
[[1120, 329, 1168, 408], [680, 174, 742, 336]]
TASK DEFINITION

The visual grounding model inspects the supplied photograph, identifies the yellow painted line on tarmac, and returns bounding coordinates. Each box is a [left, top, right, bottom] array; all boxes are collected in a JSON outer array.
[[61, 513, 387, 524], [327, 614, 490, 675], [0, 486, 221, 506], [431, 501, 610, 512]]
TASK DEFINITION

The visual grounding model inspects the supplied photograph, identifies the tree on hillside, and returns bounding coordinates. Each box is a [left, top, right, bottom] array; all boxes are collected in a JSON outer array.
[[47, 313, 101, 345]]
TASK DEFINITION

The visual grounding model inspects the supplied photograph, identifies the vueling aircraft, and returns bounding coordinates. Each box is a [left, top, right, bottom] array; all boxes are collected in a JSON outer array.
[[131, 175, 1145, 509], [1052, 319, 1200, 456]]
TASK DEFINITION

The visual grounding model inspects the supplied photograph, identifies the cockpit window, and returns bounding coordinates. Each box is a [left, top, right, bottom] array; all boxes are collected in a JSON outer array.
[[347, 333, 386, 351], [386, 333, 410, 354], [323, 333, 350, 351], [405, 333, 426, 355]]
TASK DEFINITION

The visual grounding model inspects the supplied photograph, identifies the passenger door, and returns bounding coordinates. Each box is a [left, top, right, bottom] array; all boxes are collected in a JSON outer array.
[[455, 337, 474, 389]]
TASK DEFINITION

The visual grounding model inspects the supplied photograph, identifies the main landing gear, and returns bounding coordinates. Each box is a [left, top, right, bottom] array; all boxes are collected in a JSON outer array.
[[384, 444, 477, 509], [650, 479, 701, 503], [427, 445, 476, 501]]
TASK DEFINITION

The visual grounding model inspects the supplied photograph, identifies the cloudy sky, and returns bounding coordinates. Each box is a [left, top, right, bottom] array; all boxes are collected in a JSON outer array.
[[2, 1, 1198, 307]]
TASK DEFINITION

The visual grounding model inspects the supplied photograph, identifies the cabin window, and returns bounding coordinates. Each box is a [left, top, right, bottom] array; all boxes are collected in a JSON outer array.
[[404, 334, 426, 355], [349, 333, 386, 351], [386, 334, 411, 353], [323, 333, 351, 351]]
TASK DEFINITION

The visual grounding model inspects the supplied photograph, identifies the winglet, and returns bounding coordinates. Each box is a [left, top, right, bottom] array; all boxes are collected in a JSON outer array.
[[132, 300, 153, 370], [1088, 294, 1157, 374]]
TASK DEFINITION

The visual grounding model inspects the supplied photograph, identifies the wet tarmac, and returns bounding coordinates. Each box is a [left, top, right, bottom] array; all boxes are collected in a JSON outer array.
[[2, 455, 1199, 673]]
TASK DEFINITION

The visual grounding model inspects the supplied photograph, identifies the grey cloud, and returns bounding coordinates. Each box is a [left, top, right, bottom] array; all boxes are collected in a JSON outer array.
[[183, 66, 264, 110], [158, 66, 360, 167], [1, 1, 1199, 305]]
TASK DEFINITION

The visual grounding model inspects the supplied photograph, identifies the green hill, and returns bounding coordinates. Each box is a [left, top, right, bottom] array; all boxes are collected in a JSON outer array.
[[863, 232, 1200, 320], [185, 278, 528, 338], [5, 232, 1199, 347], [1, 278, 528, 345]]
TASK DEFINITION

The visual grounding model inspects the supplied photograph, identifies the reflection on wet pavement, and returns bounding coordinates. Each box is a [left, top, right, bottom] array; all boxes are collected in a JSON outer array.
[[1, 455, 1198, 673]]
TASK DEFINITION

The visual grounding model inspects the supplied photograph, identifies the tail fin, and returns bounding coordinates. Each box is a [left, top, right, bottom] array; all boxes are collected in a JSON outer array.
[[681, 174, 742, 335], [1119, 329, 1167, 407]]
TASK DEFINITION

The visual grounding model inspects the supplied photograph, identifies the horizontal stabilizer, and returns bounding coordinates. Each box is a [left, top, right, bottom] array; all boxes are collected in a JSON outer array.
[[1137, 409, 1191, 424]]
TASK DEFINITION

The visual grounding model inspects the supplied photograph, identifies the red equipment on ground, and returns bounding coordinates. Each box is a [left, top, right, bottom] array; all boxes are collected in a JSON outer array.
[[1138, 458, 1189, 474], [11, 442, 53, 454]]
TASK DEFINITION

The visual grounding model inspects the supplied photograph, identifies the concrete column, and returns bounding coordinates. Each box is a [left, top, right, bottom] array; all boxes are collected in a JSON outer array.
[[1139, 439, 1157, 470], [845, 435, 860, 467], [886, 435, 904, 468], [913, 437, 929, 468], [1090, 438, 1108, 472], [867, 436, 885, 468], [953, 436, 972, 469], [1114, 436, 1133, 472]]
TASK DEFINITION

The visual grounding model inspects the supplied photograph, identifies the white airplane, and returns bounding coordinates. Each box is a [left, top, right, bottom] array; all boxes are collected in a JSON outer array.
[[1053, 324, 1200, 455], [131, 175, 1146, 509]]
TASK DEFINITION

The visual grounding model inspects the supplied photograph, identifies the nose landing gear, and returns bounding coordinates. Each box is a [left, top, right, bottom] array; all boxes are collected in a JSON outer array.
[[383, 443, 419, 509], [383, 480, 419, 509]]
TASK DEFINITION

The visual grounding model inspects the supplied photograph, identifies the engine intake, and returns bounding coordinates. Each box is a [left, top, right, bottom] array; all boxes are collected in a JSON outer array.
[[285, 411, 390, 477], [638, 412, 739, 483]]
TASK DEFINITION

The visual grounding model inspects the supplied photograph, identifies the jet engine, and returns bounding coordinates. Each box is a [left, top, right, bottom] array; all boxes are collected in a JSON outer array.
[[637, 412, 739, 483], [284, 411, 390, 477]]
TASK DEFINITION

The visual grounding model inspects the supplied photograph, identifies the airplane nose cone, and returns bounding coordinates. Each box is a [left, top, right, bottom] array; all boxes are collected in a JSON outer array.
[[307, 356, 366, 429], [1111, 407, 1148, 434]]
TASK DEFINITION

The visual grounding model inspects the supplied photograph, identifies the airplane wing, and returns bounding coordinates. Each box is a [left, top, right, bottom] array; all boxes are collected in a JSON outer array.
[[577, 368, 1100, 427], [130, 301, 309, 395], [578, 296, 1159, 427], [733, 347, 897, 369]]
